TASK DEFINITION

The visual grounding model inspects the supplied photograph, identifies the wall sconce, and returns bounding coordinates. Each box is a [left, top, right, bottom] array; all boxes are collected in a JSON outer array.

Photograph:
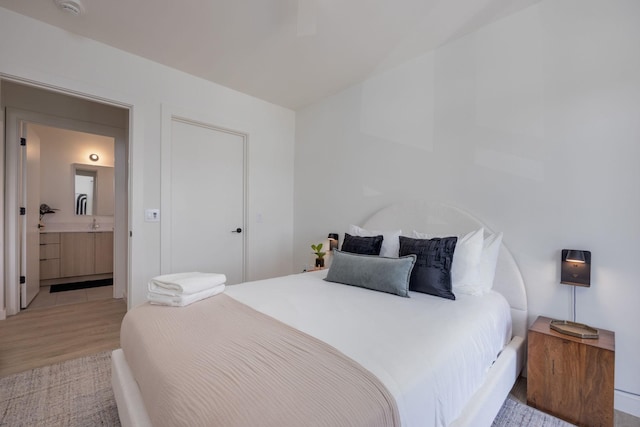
[[328, 233, 339, 251], [89, 153, 99, 162], [552, 249, 597, 338], [561, 249, 591, 288]]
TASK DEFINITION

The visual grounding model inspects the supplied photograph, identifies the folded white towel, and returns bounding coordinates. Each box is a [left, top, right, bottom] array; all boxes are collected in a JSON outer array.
[[148, 272, 227, 295], [148, 284, 225, 307]]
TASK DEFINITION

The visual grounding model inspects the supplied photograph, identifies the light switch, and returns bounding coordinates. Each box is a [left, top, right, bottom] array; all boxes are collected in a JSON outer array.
[[145, 209, 160, 222]]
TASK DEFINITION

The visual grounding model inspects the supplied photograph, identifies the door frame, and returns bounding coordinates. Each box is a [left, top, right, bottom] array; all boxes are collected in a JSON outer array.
[[160, 105, 248, 281], [4, 107, 128, 315]]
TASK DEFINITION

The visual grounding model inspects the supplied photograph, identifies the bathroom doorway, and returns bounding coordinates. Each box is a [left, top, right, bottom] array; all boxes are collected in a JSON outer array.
[[2, 80, 129, 316], [25, 123, 115, 308]]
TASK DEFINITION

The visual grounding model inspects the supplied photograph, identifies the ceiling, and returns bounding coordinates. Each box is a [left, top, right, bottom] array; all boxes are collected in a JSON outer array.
[[0, 0, 539, 109]]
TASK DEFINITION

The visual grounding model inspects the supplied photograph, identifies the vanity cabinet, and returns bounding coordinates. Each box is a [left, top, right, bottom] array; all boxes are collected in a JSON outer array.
[[40, 233, 61, 280], [94, 232, 114, 275], [40, 231, 113, 283], [60, 232, 96, 277]]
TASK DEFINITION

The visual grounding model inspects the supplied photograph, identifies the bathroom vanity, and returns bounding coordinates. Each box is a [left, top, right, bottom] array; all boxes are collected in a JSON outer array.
[[40, 231, 113, 285]]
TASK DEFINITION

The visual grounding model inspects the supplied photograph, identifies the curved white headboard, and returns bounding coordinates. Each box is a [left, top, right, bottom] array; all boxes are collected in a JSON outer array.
[[362, 201, 528, 340]]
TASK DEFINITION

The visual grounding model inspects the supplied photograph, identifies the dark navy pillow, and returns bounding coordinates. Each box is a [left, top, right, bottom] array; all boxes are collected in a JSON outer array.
[[398, 236, 457, 300], [341, 233, 383, 256]]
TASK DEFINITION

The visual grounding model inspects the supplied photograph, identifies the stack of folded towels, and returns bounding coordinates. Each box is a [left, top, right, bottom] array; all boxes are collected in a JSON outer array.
[[147, 272, 226, 307]]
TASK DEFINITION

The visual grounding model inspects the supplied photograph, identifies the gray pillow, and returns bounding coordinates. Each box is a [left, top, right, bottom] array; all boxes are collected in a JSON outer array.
[[324, 250, 416, 297]]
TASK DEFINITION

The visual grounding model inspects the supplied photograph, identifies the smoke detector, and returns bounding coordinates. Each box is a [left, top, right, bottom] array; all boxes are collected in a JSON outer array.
[[53, 0, 85, 16]]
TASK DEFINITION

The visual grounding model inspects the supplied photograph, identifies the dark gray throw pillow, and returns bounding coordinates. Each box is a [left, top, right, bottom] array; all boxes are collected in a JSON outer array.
[[325, 250, 416, 297], [398, 236, 457, 300], [341, 233, 383, 255]]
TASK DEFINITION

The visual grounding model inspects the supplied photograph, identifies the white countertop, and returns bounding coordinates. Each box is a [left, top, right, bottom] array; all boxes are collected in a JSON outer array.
[[39, 223, 114, 233]]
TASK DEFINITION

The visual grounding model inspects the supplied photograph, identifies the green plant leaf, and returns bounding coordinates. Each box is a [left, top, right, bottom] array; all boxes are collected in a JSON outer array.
[[311, 242, 326, 257]]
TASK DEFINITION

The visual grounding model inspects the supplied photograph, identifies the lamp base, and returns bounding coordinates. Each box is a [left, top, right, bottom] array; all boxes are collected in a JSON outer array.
[[550, 320, 599, 339]]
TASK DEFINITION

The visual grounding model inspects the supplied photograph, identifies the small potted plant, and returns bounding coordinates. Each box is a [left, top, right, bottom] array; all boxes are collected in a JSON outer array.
[[311, 243, 326, 268]]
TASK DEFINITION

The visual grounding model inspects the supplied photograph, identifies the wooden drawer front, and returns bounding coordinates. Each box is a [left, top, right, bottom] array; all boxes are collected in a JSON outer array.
[[40, 243, 60, 260], [40, 259, 60, 280], [528, 330, 614, 427], [40, 233, 60, 244]]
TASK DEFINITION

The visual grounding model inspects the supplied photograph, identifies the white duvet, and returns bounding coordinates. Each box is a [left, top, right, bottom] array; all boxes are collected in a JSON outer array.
[[226, 270, 512, 427]]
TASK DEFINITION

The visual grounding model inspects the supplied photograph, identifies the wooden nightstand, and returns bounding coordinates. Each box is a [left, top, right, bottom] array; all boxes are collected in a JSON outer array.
[[527, 316, 615, 427]]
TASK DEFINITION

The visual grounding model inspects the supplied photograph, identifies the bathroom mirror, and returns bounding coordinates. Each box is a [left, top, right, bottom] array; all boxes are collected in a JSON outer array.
[[73, 164, 114, 216]]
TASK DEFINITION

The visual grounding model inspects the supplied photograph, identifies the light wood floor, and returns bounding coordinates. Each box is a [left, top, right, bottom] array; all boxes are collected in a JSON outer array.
[[0, 298, 126, 377]]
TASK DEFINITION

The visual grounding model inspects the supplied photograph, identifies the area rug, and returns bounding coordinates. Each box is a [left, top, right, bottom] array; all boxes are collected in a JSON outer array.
[[0, 351, 119, 426], [50, 279, 113, 293], [1, 351, 573, 427], [492, 397, 574, 426]]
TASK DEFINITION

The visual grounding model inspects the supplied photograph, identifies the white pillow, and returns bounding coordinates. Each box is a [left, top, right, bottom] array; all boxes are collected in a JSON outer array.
[[478, 232, 503, 292], [412, 228, 484, 295], [349, 225, 401, 258]]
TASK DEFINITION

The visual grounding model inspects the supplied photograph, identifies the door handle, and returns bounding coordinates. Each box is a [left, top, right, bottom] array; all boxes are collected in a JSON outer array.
[[231, 228, 242, 233]]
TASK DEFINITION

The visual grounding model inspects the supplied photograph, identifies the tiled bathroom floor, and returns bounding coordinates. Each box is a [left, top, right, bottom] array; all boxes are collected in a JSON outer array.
[[26, 285, 114, 310]]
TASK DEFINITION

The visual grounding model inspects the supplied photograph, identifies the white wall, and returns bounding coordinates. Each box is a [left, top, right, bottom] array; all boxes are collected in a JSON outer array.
[[0, 8, 295, 309], [295, 0, 640, 415], [34, 124, 115, 227]]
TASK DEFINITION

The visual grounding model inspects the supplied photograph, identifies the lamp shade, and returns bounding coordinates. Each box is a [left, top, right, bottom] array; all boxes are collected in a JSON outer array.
[[561, 249, 591, 287], [565, 250, 586, 263]]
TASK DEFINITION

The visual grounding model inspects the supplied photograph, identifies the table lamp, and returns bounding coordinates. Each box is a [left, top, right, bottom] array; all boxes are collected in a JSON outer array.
[[551, 249, 598, 338]]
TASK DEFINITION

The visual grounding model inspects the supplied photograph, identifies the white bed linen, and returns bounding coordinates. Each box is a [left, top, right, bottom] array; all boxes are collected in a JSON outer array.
[[226, 270, 512, 427]]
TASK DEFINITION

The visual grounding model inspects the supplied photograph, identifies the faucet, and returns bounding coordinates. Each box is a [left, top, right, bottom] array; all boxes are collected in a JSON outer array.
[[91, 218, 100, 231]]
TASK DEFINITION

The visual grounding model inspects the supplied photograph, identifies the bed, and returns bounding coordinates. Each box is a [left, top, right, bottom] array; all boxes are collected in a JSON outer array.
[[112, 202, 528, 427]]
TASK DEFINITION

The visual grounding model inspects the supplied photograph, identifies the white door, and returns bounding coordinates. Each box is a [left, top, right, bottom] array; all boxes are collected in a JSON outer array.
[[167, 119, 245, 284], [20, 123, 41, 307]]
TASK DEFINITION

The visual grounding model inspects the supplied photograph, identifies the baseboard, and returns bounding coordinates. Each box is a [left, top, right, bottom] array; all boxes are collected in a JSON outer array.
[[0, 307, 6, 320], [615, 389, 640, 418]]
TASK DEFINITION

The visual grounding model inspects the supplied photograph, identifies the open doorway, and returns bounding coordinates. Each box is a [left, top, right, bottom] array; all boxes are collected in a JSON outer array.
[[2, 80, 129, 317], [25, 124, 116, 309]]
